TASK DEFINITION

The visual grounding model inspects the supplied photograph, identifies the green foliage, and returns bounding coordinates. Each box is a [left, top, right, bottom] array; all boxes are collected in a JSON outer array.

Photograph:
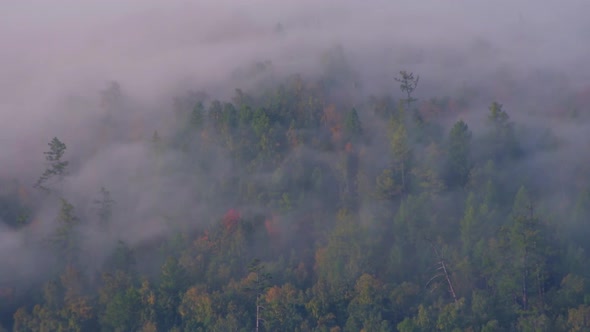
[[179, 286, 214, 331], [4, 72, 590, 331], [246, 258, 273, 296], [375, 168, 402, 201], [104, 240, 136, 274], [101, 286, 141, 331], [261, 284, 305, 331], [389, 116, 412, 192], [346, 274, 391, 331], [0, 183, 30, 228], [191, 101, 205, 129], [51, 198, 81, 265], [344, 108, 363, 141], [446, 120, 472, 187], [320, 45, 360, 89], [486, 102, 522, 162], [157, 256, 189, 329]]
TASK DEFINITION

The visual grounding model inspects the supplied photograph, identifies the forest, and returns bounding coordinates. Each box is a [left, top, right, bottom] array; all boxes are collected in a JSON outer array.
[[3, 2, 590, 331], [1, 52, 590, 331]]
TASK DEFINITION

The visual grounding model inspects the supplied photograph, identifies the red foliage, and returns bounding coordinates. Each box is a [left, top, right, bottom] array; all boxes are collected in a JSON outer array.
[[419, 98, 467, 121], [195, 230, 214, 249], [418, 100, 443, 121], [223, 209, 241, 230], [265, 214, 280, 239], [344, 142, 354, 153], [198, 230, 210, 243], [322, 104, 343, 143]]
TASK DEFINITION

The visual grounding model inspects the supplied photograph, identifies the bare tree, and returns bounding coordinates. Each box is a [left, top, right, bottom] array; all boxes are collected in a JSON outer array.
[[246, 259, 272, 332], [425, 239, 458, 305], [395, 71, 420, 109]]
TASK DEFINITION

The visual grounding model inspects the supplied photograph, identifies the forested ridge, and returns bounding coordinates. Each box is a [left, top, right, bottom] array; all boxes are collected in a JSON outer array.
[[2, 60, 590, 332]]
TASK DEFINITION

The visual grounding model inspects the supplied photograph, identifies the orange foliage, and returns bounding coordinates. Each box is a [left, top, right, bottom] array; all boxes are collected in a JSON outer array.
[[294, 262, 308, 284], [322, 104, 338, 124], [286, 126, 299, 148], [66, 297, 94, 320], [419, 98, 466, 121], [264, 284, 298, 305], [330, 125, 342, 142], [322, 104, 343, 143], [201, 129, 210, 144], [265, 285, 282, 303]]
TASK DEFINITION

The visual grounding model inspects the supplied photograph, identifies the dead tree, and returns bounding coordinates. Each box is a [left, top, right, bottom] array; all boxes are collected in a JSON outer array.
[[247, 259, 271, 332], [395, 70, 420, 109], [425, 239, 458, 305]]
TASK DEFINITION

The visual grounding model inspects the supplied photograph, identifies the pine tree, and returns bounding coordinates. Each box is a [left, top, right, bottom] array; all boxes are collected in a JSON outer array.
[[390, 119, 411, 193], [501, 187, 549, 311], [52, 198, 81, 265], [446, 120, 472, 188], [94, 187, 114, 228], [486, 102, 521, 162], [344, 108, 363, 141], [190, 101, 205, 129], [34, 137, 69, 192]]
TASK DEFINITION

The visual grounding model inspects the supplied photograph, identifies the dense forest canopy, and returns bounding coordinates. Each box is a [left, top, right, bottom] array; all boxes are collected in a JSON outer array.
[[3, 1, 590, 331]]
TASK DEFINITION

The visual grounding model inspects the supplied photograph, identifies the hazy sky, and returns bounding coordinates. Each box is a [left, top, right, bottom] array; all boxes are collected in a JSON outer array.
[[1, 0, 589, 179], [3, 1, 589, 98]]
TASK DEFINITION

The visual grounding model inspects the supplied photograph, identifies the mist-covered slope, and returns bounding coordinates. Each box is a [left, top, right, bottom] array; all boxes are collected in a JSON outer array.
[[2, 1, 590, 331]]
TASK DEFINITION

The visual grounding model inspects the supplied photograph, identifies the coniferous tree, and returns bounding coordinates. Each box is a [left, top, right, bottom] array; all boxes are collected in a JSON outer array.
[[486, 102, 521, 162], [34, 137, 69, 193], [52, 198, 81, 266], [390, 117, 412, 193], [94, 186, 114, 229], [446, 120, 472, 188], [344, 107, 363, 141]]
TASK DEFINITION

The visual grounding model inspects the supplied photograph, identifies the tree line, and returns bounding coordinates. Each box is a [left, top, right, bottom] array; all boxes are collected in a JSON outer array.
[[1, 68, 589, 331]]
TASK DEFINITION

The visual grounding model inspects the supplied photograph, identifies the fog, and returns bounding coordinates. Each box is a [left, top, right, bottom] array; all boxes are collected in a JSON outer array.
[[1, 0, 590, 284]]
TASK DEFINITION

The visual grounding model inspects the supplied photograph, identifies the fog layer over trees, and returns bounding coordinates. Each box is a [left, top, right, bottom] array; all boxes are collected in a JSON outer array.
[[2, 1, 590, 331]]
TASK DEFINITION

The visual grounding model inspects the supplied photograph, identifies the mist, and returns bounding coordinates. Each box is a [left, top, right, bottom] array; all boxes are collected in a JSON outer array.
[[2, 1, 590, 328]]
